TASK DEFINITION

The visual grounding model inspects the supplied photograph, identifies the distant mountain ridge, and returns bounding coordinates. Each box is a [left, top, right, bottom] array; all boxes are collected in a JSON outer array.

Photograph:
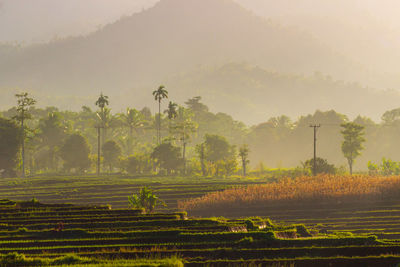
[[0, 0, 398, 124], [0, 0, 354, 91]]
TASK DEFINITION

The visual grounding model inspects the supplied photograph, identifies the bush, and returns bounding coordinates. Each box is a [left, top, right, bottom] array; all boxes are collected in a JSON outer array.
[[51, 254, 94, 265], [295, 224, 312, 238], [0, 253, 44, 266], [236, 236, 254, 246]]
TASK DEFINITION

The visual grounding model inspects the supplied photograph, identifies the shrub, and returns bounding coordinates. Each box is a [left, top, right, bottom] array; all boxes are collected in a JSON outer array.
[[0, 253, 44, 266], [236, 236, 254, 246], [128, 187, 166, 213], [295, 224, 312, 238], [51, 254, 94, 265]]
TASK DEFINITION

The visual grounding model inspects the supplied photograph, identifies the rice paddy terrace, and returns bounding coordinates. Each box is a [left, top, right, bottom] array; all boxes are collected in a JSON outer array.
[[1, 200, 400, 266], [188, 201, 400, 244], [0, 175, 265, 211], [3, 176, 400, 265]]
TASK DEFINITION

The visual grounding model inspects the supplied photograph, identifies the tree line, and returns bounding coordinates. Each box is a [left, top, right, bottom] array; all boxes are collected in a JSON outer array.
[[3, 88, 400, 178], [0, 89, 250, 177]]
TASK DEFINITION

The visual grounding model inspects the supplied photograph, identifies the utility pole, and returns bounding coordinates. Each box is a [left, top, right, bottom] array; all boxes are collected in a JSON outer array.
[[310, 124, 321, 176]]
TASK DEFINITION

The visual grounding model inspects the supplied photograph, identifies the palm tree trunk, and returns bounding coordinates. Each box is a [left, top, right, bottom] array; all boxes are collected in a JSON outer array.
[[158, 99, 161, 144]]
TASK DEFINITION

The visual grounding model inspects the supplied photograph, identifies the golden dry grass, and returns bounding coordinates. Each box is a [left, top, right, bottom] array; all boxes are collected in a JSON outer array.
[[179, 175, 400, 211]]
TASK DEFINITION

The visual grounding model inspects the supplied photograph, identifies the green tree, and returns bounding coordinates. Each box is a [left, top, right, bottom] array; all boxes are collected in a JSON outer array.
[[204, 134, 235, 163], [202, 134, 236, 176], [117, 108, 145, 155], [341, 122, 365, 175], [0, 118, 22, 177], [165, 101, 178, 121], [380, 158, 400, 176], [14, 92, 36, 178], [171, 107, 198, 175], [128, 187, 166, 213], [151, 143, 182, 175], [124, 155, 140, 175], [303, 157, 336, 175], [152, 85, 168, 144], [195, 143, 206, 176], [223, 159, 238, 177], [102, 140, 122, 172], [60, 134, 91, 173], [239, 145, 250, 176], [38, 112, 66, 171], [185, 96, 209, 113]]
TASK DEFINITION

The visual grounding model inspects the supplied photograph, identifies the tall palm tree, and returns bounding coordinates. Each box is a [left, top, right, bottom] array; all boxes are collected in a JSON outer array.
[[95, 93, 109, 143], [95, 93, 109, 114], [152, 85, 168, 144]]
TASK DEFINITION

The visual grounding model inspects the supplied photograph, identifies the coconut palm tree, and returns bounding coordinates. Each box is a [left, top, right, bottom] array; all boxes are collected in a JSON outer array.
[[95, 93, 109, 114], [95, 93, 109, 142], [152, 86, 168, 144]]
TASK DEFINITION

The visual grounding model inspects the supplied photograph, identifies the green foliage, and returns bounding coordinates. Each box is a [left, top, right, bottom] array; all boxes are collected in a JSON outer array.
[[236, 236, 254, 246], [95, 93, 109, 110], [52, 254, 93, 265], [37, 112, 66, 171], [128, 186, 166, 213], [0, 117, 21, 177], [295, 224, 312, 238], [0, 252, 43, 266], [102, 140, 122, 172], [244, 219, 258, 231], [341, 122, 365, 174], [153, 85, 168, 144], [204, 134, 235, 163], [367, 158, 400, 176], [60, 134, 91, 173], [239, 145, 250, 176], [151, 143, 182, 174], [122, 154, 153, 175], [303, 157, 336, 175]]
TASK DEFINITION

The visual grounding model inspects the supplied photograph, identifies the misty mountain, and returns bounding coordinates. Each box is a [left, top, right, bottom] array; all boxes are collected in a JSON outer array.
[[0, 0, 360, 99], [235, 0, 400, 89], [166, 63, 400, 124]]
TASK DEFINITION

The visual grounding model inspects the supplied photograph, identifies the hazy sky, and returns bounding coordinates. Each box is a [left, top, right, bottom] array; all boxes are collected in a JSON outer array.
[[0, 0, 158, 44], [1, 0, 400, 44]]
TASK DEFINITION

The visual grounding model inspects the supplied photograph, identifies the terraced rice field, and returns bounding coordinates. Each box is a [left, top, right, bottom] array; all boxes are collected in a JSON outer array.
[[0, 175, 264, 210], [1, 200, 400, 266], [188, 200, 400, 243], [3, 175, 400, 265]]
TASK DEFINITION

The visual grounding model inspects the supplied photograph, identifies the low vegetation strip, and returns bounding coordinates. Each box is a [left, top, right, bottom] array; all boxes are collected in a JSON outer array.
[[179, 175, 400, 211]]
